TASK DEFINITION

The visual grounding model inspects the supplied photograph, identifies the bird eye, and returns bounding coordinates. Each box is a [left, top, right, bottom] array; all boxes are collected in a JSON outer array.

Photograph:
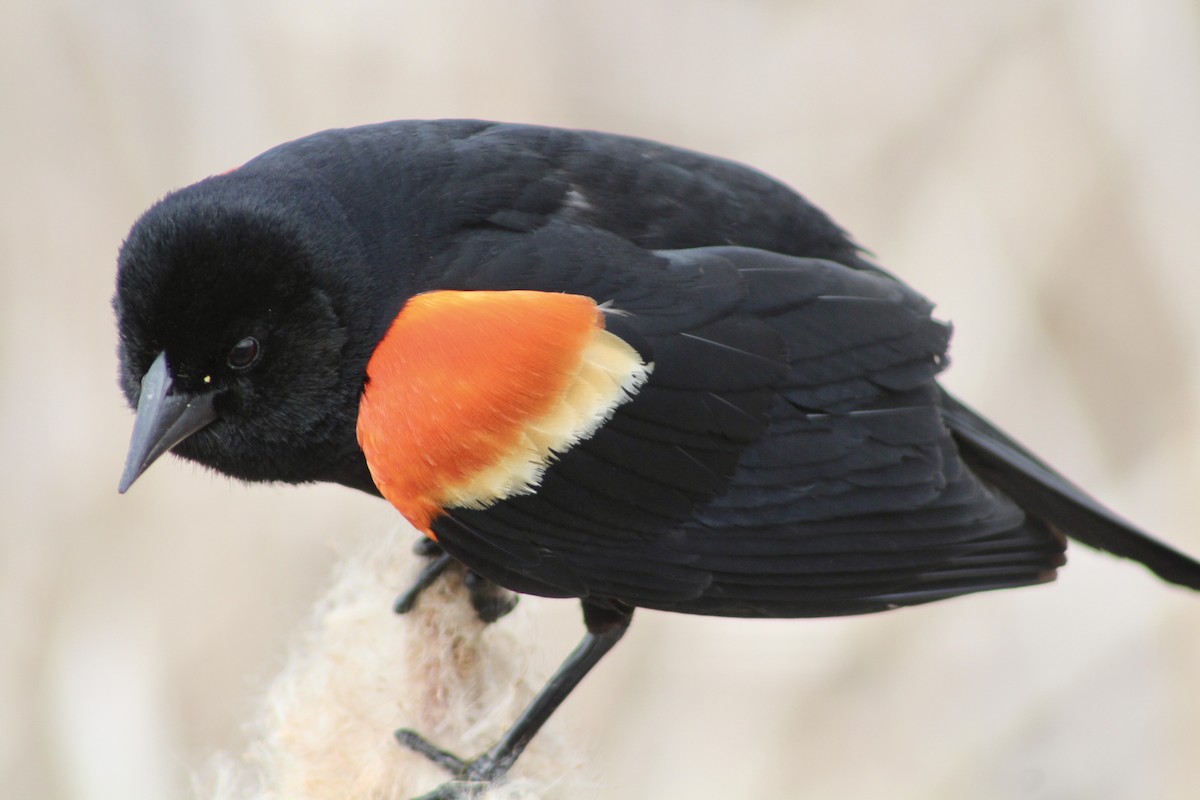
[[227, 336, 261, 370]]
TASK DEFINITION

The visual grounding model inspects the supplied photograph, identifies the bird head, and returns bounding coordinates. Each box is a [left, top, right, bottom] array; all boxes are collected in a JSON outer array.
[[114, 178, 379, 494]]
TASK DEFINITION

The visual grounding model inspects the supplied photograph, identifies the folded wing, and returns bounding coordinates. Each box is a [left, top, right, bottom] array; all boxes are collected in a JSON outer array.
[[418, 232, 1068, 616]]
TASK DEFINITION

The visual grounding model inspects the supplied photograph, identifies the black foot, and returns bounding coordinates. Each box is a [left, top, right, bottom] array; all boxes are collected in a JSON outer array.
[[393, 552, 454, 614], [397, 728, 514, 799], [464, 571, 519, 623], [394, 539, 518, 623], [394, 607, 632, 799]]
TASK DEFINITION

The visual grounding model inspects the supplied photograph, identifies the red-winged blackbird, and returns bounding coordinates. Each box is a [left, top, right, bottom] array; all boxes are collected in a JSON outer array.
[[115, 120, 1200, 799]]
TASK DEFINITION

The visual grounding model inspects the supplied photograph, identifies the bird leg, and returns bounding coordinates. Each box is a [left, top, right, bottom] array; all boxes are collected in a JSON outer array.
[[394, 539, 518, 622], [397, 601, 633, 799]]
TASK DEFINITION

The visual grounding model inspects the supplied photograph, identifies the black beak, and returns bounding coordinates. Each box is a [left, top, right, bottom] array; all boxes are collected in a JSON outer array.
[[118, 351, 219, 493]]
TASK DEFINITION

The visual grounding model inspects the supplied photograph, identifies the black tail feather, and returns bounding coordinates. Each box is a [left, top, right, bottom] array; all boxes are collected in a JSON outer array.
[[941, 390, 1200, 591]]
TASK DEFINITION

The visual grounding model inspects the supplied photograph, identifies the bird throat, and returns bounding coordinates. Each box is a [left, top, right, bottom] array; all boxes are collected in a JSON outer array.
[[357, 290, 651, 537]]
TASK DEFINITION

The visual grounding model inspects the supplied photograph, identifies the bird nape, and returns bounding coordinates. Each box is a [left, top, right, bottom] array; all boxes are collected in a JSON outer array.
[[114, 120, 1200, 799]]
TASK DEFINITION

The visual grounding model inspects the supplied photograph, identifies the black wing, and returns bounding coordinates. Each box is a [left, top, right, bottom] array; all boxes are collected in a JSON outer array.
[[429, 229, 1068, 617]]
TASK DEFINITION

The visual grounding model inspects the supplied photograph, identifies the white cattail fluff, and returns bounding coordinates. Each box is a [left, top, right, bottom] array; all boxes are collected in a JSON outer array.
[[199, 530, 587, 800]]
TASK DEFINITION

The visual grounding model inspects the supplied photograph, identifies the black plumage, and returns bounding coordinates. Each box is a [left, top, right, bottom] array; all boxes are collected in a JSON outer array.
[[114, 120, 1200, 797], [428, 238, 1061, 616]]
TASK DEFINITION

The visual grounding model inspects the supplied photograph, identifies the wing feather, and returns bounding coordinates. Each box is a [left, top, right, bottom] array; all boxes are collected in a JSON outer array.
[[424, 234, 1067, 616]]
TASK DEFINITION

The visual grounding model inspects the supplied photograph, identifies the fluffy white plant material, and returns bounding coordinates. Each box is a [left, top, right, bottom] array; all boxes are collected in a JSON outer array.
[[202, 530, 585, 800]]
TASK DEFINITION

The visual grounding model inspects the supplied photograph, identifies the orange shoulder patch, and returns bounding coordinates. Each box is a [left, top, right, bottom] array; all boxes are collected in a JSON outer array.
[[357, 290, 650, 536]]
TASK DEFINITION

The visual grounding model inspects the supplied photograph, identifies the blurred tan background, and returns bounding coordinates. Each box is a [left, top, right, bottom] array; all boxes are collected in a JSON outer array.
[[5, 0, 1200, 798]]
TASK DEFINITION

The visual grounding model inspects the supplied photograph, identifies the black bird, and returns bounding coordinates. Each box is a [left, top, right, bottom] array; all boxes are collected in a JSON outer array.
[[115, 120, 1200, 799]]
